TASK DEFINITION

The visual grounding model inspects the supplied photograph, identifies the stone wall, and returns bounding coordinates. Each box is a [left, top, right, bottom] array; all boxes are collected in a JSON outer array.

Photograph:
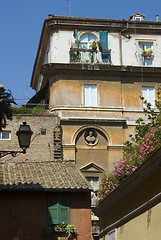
[[0, 114, 59, 162]]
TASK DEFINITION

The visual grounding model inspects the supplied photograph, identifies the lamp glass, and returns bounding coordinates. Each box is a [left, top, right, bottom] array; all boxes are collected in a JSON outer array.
[[16, 122, 33, 149]]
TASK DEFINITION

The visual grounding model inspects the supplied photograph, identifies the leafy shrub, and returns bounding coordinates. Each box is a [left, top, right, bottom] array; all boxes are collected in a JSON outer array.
[[13, 106, 47, 114]]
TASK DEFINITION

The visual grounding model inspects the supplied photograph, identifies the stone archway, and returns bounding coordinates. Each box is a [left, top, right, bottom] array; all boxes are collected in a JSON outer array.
[[75, 127, 109, 173]]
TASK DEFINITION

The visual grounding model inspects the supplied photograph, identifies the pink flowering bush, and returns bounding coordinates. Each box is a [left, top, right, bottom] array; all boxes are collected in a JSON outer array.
[[97, 88, 161, 204], [96, 126, 161, 203]]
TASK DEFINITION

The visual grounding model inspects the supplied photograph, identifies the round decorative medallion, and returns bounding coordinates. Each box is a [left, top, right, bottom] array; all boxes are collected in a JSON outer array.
[[84, 129, 98, 146]]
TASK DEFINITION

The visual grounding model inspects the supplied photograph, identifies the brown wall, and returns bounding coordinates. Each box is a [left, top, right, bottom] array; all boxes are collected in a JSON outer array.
[[70, 192, 92, 240], [0, 192, 47, 240], [0, 191, 91, 240]]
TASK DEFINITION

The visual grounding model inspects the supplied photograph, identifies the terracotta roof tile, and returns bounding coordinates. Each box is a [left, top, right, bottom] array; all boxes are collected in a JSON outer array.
[[1, 161, 92, 191]]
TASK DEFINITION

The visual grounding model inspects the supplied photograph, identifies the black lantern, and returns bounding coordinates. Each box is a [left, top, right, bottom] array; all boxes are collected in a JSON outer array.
[[16, 122, 33, 153]]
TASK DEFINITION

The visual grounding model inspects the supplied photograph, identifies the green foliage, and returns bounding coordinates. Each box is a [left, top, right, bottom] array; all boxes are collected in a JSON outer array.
[[134, 87, 161, 142], [0, 86, 15, 130], [55, 223, 67, 230], [66, 224, 77, 238], [70, 49, 81, 62], [142, 49, 153, 55], [43, 224, 77, 239], [91, 40, 97, 50], [13, 106, 46, 114]]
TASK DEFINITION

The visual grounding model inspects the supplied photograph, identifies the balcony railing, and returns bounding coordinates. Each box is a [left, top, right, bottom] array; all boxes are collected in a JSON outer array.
[[70, 48, 111, 64]]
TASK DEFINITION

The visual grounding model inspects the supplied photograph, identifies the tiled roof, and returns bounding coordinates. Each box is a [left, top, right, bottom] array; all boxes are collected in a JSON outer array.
[[1, 161, 92, 191]]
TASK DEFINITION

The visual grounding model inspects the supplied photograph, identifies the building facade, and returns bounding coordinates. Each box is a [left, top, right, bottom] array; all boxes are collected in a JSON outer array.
[[94, 147, 161, 240], [0, 114, 92, 240], [28, 13, 161, 238], [30, 12, 161, 184]]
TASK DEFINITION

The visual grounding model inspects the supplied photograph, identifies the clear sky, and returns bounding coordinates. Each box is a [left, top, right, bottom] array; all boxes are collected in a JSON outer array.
[[1, 0, 161, 106]]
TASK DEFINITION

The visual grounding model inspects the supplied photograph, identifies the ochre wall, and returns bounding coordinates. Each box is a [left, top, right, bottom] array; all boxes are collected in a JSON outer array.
[[117, 202, 161, 240], [49, 74, 161, 171]]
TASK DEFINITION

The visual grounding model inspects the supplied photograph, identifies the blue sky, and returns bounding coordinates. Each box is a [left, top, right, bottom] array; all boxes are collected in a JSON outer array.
[[1, 0, 161, 106]]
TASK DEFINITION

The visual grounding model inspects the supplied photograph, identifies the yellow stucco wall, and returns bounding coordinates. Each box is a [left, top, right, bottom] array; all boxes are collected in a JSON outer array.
[[116, 202, 161, 240]]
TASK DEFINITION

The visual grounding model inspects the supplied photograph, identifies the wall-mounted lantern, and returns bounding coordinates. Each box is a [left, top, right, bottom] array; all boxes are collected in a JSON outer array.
[[0, 122, 33, 158]]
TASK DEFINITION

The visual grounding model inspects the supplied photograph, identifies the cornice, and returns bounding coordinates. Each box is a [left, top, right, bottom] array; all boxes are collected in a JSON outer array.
[[42, 63, 161, 78]]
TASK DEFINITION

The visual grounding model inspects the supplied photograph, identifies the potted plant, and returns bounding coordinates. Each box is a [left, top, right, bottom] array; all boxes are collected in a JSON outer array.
[[142, 49, 153, 57], [91, 40, 97, 51], [66, 224, 77, 239], [55, 223, 67, 232], [70, 49, 81, 62]]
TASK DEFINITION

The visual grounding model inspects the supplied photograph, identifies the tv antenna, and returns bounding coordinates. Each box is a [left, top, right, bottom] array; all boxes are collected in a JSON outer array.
[[68, 0, 71, 16]]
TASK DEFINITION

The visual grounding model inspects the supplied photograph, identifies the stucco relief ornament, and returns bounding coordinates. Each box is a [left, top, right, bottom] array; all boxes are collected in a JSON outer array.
[[85, 130, 98, 146]]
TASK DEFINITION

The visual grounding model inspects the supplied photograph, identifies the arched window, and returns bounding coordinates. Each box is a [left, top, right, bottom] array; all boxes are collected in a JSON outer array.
[[79, 33, 97, 49], [79, 33, 98, 62]]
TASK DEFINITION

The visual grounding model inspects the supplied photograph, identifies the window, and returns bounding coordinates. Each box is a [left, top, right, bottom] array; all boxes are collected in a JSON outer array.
[[41, 129, 46, 135], [107, 229, 116, 240], [86, 177, 99, 206], [0, 131, 11, 140], [135, 17, 142, 21], [139, 43, 153, 66], [48, 193, 70, 225], [142, 86, 155, 108], [84, 84, 97, 107], [79, 33, 97, 62], [80, 33, 97, 50]]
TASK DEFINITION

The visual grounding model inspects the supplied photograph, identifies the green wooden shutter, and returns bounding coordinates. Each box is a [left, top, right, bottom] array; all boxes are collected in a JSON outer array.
[[48, 194, 59, 225], [48, 193, 70, 225], [99, 31, 108, 62], [60, 193, 70, 224]]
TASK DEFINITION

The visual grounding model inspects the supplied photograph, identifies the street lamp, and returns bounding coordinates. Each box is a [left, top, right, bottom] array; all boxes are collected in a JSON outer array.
[[0, 122, 33, 158], [16, 122, 33, 153]]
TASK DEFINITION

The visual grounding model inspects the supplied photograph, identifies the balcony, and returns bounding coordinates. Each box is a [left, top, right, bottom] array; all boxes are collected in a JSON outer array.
[[70, 48, 111, 64]]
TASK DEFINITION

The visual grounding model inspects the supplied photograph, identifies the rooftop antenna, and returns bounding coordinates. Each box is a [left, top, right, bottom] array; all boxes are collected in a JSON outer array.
[[68, 0, 71, 16]]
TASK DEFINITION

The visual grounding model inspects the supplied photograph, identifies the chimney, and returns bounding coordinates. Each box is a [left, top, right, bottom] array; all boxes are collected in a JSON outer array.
[[156, 15, 159, 22]]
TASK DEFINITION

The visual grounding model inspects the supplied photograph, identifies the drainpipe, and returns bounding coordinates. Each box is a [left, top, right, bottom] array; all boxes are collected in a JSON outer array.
[[119, 22, 129, 65]]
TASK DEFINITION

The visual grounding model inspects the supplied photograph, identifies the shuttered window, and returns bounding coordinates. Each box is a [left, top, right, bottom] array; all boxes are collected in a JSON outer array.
[[48, 193, 70, 225], [99, 31, 108, 62]]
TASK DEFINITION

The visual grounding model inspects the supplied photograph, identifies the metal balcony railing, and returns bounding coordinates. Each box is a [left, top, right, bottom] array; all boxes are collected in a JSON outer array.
[[70, 48, 111, 64]]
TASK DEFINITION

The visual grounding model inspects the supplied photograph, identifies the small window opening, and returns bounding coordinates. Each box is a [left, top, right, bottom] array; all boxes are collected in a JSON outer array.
[[41, 129, 46, 135]]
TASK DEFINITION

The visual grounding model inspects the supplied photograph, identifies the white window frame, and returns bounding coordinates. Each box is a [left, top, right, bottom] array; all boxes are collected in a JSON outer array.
[[79, 33, 98, 62], [139, 42, 153, 67], [135, 16, 142, 21], [84, 84, 97, 107], [0, 131, 11, 140], [142, 86, 155, 109], [86, 177, 99, 206], [107, 229, 117, 240]]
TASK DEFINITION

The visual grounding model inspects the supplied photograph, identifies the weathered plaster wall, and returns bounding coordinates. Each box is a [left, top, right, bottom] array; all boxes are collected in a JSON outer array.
[[117, 202, 161, 240], [47, 30, 161, 67]]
